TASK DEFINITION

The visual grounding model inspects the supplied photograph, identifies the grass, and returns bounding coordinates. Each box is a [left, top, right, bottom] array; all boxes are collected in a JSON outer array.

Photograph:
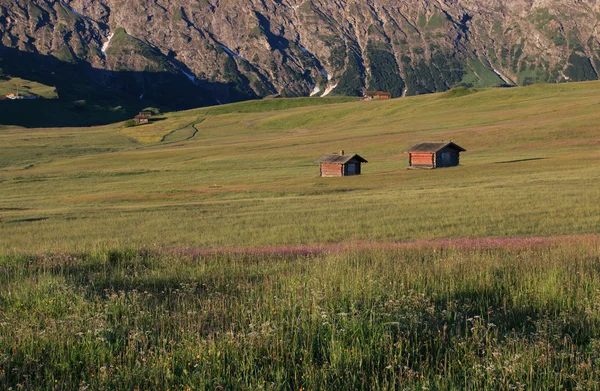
[[0, 77, 58, 99], [1, 82, 600, 252], [2, 237, 600, 389], [2, 82, 600, 389], [462, 57, 505, 87]]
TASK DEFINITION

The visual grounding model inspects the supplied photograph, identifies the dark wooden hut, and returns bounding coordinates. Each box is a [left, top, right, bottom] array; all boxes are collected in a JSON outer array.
[[315, 150, 368, 177], [134, 115, 150, 125], [405, 142, 466, 169], [364, 91, 392, 100], [134, 111, 153, 125]]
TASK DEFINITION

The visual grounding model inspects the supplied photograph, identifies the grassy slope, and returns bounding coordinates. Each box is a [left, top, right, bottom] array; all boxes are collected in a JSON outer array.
[[1, 83, 600, 252], [0, 77, 59, 99]]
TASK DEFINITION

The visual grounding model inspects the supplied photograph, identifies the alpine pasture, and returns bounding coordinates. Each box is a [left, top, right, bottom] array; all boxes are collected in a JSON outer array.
[[1, 82, 600, 390]]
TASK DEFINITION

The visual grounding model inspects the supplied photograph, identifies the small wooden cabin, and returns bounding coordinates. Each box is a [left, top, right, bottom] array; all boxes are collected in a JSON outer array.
[[134, 111, 153, 125], [315, 150, 368, 177], [134, 115, 150, 125], [364, 91, 392, 100], [405, 142, 466, 169]]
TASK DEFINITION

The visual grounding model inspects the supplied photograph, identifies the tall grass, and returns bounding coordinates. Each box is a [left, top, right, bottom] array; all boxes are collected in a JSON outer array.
[[2, 238, 600, 390]]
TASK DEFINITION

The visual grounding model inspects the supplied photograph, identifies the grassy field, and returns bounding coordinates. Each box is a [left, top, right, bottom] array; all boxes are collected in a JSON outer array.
[[0, 77, 59, 99], [0, 83, 599, 253], [2, 82, 600, 389], [2, 238, 600, 390]]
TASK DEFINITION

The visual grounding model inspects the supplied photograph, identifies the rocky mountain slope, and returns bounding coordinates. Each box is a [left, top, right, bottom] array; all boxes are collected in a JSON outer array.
[[2, 0, 600, 107]]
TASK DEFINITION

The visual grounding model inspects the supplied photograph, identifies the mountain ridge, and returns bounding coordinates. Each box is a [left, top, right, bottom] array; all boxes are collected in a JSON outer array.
[[2, 0, 600, 107]]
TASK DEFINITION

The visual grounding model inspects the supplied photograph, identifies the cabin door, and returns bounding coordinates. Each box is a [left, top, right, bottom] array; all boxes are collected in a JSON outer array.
[[346, 164, 357, 175], [440, 152, 452, 167]]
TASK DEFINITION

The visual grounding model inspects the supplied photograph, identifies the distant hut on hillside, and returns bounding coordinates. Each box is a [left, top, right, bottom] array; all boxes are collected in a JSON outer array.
[[405, 142, 466, 169], [363, 91, 392, 101], [315, 150, 368, 177], [134, 111, 152, 125]]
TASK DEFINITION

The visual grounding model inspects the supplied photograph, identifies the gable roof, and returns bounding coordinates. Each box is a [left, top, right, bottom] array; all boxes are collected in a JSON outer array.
[[404, 142, 466, 153], [315, 153, 368, 164], [365, 90, 391, 97]]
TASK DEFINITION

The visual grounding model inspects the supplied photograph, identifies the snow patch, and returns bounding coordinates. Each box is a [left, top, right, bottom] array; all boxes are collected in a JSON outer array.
[[321, 68, 332, 81], [182, 70, 197, 83], [101, 32, 114, 55], [321, 83, 337, 97], [220, 45, 247, 62], [490, 66, 508, 83], [60, 1, 91, 21], [310, 85, 321, 97]]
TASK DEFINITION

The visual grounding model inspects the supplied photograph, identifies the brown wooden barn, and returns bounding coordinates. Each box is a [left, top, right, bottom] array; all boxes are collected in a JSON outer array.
[[364, 91, 392, 100], [405, 142, 466, 169], [134, 115, 150, 125], [315, 151, 368, 177], [134, 111, 153, 125]]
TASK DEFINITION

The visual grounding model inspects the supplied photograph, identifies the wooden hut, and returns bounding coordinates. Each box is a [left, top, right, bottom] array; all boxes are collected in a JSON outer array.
[[363, 91, 392, 100], [134, 115, 150, 125], [315, 150, 368, 177], [405, 142, 466, 169], [134, 111, 152, 125]]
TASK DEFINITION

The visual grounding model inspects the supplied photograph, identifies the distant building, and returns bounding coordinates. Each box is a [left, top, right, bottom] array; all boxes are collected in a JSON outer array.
[[363, 91, 392, 100], [5, 94, 39, 100], [134, 111, 152, 125], [405, 142, 466, 169], [315, 150, 368, 177]]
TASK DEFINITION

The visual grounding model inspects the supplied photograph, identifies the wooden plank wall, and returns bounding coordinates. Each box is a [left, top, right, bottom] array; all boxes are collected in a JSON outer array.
[[410, 153, 434, 168], [320, 163, 343, 177]]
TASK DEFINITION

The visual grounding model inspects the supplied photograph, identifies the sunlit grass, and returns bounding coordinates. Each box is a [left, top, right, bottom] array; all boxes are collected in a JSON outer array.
[[2, 82, 600, 390], [2, 238, 600, 389], [1, 83, 600, 252], [0, 77, 58, 99]]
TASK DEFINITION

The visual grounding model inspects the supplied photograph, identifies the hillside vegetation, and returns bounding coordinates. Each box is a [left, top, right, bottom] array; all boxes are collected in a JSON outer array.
[[0, 77, 58, 99], [3, 1, 600, 106], [0, 82, 599, 252], [2, 82, 600, 390]]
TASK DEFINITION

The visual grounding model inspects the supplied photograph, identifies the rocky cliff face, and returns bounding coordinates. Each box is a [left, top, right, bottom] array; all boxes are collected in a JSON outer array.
[[2, 0, 600, 107]]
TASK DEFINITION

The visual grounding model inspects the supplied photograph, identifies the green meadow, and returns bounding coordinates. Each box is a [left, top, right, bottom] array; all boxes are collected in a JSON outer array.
[[1, 84, 599, 252], [2, 82, 600, 390], [0, 77, 59, 99]]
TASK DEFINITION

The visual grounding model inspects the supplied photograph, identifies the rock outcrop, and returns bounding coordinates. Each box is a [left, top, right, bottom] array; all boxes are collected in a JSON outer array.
[[2, 0, 599, 107]]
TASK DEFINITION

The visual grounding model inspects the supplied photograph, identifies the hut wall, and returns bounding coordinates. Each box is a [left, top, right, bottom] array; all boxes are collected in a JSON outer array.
[[410, 153, 435, 168], [343, 163, 361, 176], [435, 149, 460, 167], [320, 163, 343, 177]]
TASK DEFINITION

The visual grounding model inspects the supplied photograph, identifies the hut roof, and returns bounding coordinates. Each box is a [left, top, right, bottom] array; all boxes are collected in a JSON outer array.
[[315, 153, 368, 164], [365, 90, 391, 97], [405, 142, 466, 153]]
